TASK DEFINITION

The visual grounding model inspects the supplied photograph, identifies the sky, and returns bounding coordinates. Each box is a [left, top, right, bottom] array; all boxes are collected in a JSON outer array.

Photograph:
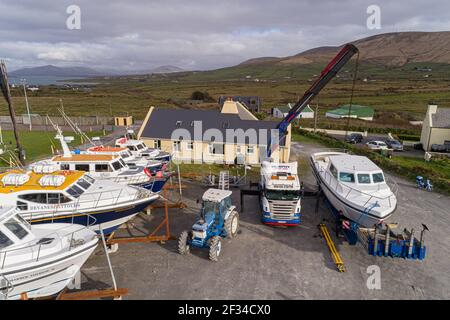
[[1, 0, 449, 72]]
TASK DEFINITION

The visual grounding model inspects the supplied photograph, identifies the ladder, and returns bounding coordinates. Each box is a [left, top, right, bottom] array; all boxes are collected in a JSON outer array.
[[218, 171, 230, 190], [319, 223, 345, 272]]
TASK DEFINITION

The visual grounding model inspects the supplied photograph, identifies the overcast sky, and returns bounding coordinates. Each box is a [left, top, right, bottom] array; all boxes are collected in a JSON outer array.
[[1, 0, 449, 71]]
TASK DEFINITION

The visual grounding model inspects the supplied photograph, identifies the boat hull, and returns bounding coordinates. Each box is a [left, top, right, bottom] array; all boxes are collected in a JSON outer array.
[[26, 198, 157, 235], [140, 177, 169, 193], [0, 240, 97, 300], [310, 158, 395, 227]]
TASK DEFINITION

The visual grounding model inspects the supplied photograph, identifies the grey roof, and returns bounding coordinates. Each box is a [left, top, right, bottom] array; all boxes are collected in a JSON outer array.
[[432, 108, 450, 128], [141, 108, 286, 146]]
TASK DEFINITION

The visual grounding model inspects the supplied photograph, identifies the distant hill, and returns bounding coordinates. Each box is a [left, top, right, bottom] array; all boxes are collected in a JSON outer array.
[[150, 65, 184, 74], [10, 64, 185, 78], [10, 65, 106, 77], [240, 32, 450, 67]]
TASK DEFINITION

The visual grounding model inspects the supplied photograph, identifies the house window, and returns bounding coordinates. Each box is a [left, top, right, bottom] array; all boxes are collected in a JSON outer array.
[[173, 141, 181, 152], [186, 142, 193, 150], [236, 145, 242, 153], [209, 143, 224, 155], [247, 145, 254, 154], [60, 164, 70, 170], [154, 140, 161, 149]]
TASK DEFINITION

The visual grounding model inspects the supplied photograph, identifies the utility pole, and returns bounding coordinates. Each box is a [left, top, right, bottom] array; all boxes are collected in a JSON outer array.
[[0, 61, 25, 165], [314, 97, 319, 133], [22, 79, 32, 131]]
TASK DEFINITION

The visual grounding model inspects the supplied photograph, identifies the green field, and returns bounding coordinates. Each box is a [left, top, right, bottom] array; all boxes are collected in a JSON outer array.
[[0, 130, 104, 164], [1, 61, 450, 131]]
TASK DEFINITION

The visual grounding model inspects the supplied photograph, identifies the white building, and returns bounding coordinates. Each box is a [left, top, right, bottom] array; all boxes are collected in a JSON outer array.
[[420, 104, 450, 151], [271, 103, 314, 119]]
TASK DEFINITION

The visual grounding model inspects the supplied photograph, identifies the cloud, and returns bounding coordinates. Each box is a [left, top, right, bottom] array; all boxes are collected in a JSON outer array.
[[0, 0, 449, 71]]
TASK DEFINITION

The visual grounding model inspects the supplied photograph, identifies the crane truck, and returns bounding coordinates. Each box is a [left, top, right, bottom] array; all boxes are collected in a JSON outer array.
[[259, 43, 359, 226]]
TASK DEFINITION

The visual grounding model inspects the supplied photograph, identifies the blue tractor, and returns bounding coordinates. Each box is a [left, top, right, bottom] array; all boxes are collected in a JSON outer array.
[[178, 189, 239, 261]]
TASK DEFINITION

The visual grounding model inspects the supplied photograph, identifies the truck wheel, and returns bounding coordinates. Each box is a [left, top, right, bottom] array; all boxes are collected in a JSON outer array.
[[208, 236, 222, 262], [225, 211, 239, 238], [178, 231, 190, 255]]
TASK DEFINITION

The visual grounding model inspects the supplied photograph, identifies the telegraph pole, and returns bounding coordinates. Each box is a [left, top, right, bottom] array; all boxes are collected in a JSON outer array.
[[0, 61, 25, 165], [314, 97, 319, 133], [22, 79, 32, 131]]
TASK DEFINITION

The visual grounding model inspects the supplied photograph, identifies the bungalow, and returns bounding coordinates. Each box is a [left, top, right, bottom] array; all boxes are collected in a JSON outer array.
[[272, 103, 314, 119], [137, 100, 291, 165], [420, 104, 450, 151]]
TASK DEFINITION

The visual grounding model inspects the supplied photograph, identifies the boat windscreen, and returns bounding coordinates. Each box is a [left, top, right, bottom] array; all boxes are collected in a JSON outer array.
[[357, 174, 371, 184], [76, 178, 92, 190], [372, 173, 385, 183], [66, 184, 84, 198], [84, 175, 95, 184], [5, 218, 29, 240], [339, 172, 355, 183], [0, 230, 13, 249]]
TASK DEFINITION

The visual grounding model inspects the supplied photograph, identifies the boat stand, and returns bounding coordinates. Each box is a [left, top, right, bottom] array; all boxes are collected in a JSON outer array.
[[20, 226, 128, 301], [106, 188, 178, 245]]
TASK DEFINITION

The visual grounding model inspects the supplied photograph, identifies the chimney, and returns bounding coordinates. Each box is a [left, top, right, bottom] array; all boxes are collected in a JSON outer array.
[[427, 104, 438, 115]]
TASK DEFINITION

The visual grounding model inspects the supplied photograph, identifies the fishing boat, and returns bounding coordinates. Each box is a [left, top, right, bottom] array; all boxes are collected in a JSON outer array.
[[0, 206, 98, 300], [115, 137, 172, 162], [31, 129, 169, 193], [84, 145, 165, 175], [310, 151, 397, 227], [0, 168, 158, 234]]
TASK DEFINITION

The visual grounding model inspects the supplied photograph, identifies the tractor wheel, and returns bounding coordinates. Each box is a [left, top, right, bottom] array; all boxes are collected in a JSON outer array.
[[208, 236, 222, 262], [225, 211, 239, 238], [178, 231, 190, 255]]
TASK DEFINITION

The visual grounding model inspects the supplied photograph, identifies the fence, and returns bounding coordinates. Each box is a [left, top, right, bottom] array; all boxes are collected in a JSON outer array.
[[0, 115, 113, 126]]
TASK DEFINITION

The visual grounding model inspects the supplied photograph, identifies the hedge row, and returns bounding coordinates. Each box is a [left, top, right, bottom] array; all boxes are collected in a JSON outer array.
[[293, 127, 450, 194]]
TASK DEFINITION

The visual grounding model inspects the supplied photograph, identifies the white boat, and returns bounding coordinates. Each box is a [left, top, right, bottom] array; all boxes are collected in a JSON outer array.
[[0, 168, 158, 234], [310, 151, 397, 227], [115, 137, 172, 162], [0, 206, 98, 300], [84, 145, 166, 175]]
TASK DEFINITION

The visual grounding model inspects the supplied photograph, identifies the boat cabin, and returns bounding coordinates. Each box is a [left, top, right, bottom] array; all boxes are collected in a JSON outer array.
[[0, 170, 96, 212], [327, 155, 386, 186], [86, 146, 134, 161], [51, 154, 129, 174], [0, 207, 34, 250]]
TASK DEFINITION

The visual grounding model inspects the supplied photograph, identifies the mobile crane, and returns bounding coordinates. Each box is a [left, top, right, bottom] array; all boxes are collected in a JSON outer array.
[[259, 44, 359, 226]]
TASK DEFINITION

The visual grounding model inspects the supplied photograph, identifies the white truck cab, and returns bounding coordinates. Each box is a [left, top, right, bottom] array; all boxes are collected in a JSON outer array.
[[260, 161, 302, 226]]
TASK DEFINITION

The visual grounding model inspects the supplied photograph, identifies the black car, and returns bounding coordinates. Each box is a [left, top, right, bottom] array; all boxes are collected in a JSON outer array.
[[345, 133, 363, 144]]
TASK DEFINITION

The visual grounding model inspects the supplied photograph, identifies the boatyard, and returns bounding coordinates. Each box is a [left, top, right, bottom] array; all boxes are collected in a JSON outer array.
[[1, 2, 450, 304], [79, 140, 450, 299]]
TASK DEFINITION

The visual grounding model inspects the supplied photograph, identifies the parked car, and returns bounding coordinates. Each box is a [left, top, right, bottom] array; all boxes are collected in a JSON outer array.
[[385, 139, 403, 151], [345, 133, 363, 144], [430, 144, 448, 153], [366, 140, 388, 150]]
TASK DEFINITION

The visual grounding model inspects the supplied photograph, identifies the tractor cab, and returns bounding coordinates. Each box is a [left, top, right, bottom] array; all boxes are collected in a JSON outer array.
[[178, 188, 239, 261]]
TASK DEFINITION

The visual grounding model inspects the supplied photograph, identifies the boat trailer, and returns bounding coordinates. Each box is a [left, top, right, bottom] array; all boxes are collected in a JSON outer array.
[[323, 198, 428, 260]]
